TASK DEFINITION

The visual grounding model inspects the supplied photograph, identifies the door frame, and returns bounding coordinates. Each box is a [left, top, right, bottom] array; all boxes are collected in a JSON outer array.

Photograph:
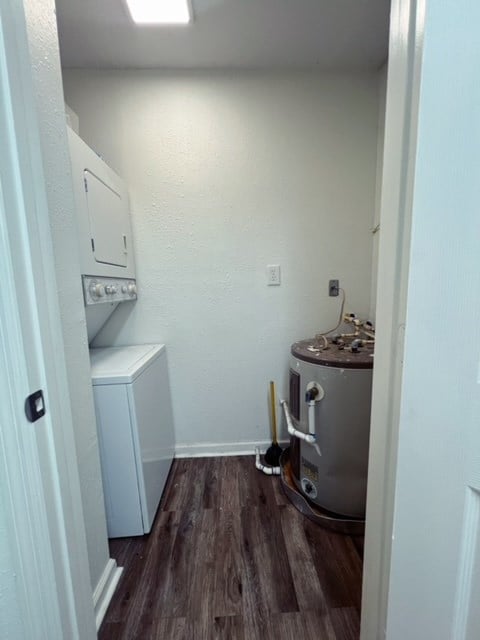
[[0, 0, 96, 637], [361, 0, 426, 638], [0, 0, 429, 636]]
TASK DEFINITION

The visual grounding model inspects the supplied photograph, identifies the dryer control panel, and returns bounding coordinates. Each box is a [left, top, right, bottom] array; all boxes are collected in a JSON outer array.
[[83, 275, 137, 306]]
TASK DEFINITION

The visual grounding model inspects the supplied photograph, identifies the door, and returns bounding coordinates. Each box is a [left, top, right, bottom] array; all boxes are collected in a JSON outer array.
[[0, 0, 96, 637], [383, 1, 480, 638], [84, 169, 129, 267]]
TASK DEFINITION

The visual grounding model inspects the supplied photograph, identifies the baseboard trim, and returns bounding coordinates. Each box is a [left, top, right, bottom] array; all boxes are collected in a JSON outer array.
[[93, 558, 123, 630], [175, 439, 289, 458]]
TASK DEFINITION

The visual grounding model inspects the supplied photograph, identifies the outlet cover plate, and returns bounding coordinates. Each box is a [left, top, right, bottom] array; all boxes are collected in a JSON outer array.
[[329, 279, 339, 296]]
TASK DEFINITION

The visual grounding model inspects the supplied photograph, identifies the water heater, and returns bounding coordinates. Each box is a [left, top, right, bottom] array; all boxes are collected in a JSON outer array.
[[289, 338, 373, 518]]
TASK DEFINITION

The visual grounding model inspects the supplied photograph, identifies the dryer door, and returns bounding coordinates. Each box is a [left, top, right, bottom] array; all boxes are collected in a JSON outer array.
[[84, 169, 128, 268]]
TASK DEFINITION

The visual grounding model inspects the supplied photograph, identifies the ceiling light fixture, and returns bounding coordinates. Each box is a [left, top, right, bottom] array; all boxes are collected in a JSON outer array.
[[125, 0, 191, 25]]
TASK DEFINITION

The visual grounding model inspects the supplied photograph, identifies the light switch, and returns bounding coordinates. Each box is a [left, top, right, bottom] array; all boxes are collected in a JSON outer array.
[[267, 264, 281, 286]]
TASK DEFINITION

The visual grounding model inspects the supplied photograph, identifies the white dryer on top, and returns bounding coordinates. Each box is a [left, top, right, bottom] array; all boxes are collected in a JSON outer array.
[[68, 127, 137, 342], [68, 127, 135, 280]]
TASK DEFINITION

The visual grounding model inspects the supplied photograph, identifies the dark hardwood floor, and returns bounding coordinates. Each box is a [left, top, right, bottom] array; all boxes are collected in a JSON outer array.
[[99, 456, 363, 640]]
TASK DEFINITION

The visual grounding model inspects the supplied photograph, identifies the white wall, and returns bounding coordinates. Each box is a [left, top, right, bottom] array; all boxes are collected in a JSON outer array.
[[64, 71, 380, 454], [23, 0, 110, 592]]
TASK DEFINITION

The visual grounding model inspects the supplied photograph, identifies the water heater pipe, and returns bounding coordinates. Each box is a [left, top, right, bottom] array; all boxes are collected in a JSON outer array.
[[305, 382, 324, 437], [280, 399, 322, 457], [255, 447, 280, 475], [308, 402, 316, 436]]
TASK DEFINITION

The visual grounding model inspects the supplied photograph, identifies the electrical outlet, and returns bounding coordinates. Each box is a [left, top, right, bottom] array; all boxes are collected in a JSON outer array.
[[267, 264, 281, 286], [329, 279, 339, 296]]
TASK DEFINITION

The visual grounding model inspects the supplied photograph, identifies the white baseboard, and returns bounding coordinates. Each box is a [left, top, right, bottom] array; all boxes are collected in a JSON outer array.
[[92, 558, 123, 630], [175, 439, 289, 458]]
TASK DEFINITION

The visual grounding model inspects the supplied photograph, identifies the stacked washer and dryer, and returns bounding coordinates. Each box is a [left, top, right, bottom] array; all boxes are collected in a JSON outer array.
[[68, 128, 175, 538]]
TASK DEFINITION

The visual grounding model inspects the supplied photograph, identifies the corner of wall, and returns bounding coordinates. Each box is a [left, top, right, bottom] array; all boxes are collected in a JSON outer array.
[[369, 63, 388, 322]]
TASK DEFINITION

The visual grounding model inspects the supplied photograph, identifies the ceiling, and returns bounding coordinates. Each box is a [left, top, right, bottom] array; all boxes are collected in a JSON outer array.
[[56, 0, 390, 70]]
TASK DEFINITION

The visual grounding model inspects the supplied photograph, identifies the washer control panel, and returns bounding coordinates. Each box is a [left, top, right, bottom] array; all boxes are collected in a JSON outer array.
[[83, 275, 137, 306]]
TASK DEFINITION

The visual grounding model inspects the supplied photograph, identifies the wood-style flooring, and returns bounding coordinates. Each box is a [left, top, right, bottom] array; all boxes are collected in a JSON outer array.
[[99, 456, 363, 640]]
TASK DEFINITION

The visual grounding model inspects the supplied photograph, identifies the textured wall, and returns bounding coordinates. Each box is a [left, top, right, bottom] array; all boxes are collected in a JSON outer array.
[[22, 0, 110, 592], [64, 70, 380, 454]]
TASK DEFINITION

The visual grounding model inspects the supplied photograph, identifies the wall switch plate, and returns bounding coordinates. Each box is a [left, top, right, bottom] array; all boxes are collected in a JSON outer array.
[[267, 264, 281, 286], [329, 279, 339, 296]]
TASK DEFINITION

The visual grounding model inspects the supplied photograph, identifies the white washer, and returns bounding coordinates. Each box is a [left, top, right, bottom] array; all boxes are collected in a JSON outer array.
[[90, 344, 175, 538]]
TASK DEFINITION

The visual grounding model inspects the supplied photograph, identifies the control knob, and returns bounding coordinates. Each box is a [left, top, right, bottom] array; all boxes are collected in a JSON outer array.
[[128, 283, 137, 296], [105, 285, 118, 295], [121, 285, 128, 294], [89, 282, 105, 298]]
